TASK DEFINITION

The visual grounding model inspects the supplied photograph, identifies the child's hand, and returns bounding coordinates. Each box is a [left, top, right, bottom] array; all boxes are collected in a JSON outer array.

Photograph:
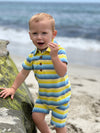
[[48, 42, 59, 57], [0, 87, 16, 99]]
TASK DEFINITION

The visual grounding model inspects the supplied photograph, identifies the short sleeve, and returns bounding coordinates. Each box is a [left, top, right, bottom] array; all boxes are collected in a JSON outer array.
[[58, 45, 68, 64], [22, 51, 35, 70]]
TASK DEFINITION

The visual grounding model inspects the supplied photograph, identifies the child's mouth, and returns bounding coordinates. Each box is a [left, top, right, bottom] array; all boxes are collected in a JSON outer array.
[[37, 42, 44, 46]]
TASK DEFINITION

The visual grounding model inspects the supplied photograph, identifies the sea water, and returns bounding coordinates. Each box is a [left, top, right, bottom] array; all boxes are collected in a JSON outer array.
[[0, 2, 100, 67]]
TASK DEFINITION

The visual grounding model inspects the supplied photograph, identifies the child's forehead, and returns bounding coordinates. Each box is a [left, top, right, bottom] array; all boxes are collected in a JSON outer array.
[[30, 19, 52, 28], [31, 18, 51, 24]]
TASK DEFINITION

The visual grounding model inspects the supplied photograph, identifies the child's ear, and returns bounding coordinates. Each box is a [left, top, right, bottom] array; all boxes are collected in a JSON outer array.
[[53, 30, 57, 39], [29, 31, 32, 40]]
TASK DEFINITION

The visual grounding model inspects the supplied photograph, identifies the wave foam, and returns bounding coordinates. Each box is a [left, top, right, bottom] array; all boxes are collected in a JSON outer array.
[[0, 26, 100, 57], [56, 37, 100, 52]]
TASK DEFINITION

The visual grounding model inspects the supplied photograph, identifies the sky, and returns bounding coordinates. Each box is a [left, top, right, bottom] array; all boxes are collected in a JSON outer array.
[[0, 0, 100, 3]]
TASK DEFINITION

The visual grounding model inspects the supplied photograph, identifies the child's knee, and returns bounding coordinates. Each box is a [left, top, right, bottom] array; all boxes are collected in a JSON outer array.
[[32, 112, 45, 123], [32, 112, 39, 123]]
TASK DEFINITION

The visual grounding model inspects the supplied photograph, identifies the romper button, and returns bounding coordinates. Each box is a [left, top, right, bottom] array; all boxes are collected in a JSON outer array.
[[40, 63, 42, 65], [40, 56, 42, 59], [40, 69, 42, 71]]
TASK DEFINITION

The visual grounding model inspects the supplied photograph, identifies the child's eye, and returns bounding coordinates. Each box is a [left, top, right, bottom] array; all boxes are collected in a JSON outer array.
[[42, 32, 47, 35], [32, 32, 37, 35]]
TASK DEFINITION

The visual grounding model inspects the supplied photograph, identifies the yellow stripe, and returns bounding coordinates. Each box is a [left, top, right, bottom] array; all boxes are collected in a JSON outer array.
[[58, 45, 65, 50], [34, 70, 57, 75], [36, 52, 50, 56], [39, 82, 71, 93], [58, 54, 67, 60], [39, 91, 71, 102], [44, 104, 57, 110], [24, 60, 32, 67], [35, 104, 47, 110], [54, 108, 68, 115], [28, 53, 34, 58], [33, 60, 52, 65], [52, 116, 66, 124]]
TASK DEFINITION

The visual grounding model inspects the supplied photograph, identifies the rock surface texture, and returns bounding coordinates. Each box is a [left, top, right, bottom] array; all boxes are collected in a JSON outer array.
[[0, 40, 37, 133]]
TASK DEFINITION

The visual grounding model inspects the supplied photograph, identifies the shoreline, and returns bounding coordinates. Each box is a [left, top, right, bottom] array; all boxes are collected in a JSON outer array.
[[10, 54, 100, 133]]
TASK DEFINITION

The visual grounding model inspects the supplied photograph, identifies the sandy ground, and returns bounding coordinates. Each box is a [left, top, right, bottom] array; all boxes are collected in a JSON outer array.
[[11, 54, 100, 133]]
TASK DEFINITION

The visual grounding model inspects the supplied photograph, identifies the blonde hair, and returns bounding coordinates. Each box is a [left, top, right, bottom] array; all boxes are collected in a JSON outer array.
[[29, 13, 55, 31]]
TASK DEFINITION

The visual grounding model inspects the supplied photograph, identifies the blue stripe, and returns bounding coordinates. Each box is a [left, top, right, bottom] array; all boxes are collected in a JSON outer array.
[[28, 55, 51, 61], [58, 49, 66, 54], [35, 73, 60, 79], [35, 99, 42, 104], [52, 112, 68, 119], [34, 64, 54, 70], [57, 104, 70, 110], [51, 121, 66, 128], [32, 108, 49, 114], [54, 40, 58, 44], [27, 56, 40, 62], [39, 88, 71, 97], [22, 63, 33, 70], [42, 55, 51, 60], [31, 49, 37, 55], [38, 96, 71, 106], [26, 56, 52, 64], [60, 58, 68, 63], [39, 78, 69, 88]]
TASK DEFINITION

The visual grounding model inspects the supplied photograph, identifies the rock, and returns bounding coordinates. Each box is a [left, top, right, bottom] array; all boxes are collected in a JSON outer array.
[[0, 40, 9, 57], [0, 40, 37, 133]]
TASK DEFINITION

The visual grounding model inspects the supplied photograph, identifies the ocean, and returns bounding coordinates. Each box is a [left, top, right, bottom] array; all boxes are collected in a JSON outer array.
[[0, 2, 100, 67]]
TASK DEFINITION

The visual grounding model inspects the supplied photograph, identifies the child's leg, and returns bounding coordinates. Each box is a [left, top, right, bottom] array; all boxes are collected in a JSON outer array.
[[55, 127, 67, 133], [51, 102, 69, 133], [32, 112, 51, 133]]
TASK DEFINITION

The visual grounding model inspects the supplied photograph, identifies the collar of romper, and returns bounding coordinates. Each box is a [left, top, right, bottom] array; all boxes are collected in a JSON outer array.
[[34, 47, 51, 55]]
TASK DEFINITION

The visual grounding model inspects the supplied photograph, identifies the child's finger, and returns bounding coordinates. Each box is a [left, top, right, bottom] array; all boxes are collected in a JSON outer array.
[[11, 94, 14, 100], [48, 43, 55, 48], [0, 88, 6, 90], [0, 88, 8, 95], [0, 90, 5, 94], [0, 91, 7, 98], [3, 93, 10, 99]]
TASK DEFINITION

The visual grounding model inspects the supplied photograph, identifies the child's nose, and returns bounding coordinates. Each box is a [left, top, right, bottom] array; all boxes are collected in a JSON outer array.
[[37, 34, 42, 39]]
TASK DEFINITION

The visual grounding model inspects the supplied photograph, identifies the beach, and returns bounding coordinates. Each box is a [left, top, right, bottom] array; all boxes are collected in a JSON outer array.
[[0, 1, 100, 132], [10, 54, 100, 133]]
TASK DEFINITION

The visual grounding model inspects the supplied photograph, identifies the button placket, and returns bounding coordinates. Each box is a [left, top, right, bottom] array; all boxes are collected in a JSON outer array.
[[40, 62, 42, 65], [40, 56, 42, 59], [40, 56, 42, 71], [40, 69, 42, 72]]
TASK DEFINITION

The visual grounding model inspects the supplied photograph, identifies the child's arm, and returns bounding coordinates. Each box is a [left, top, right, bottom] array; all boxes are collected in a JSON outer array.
[[0, 68, 30, 99], [48, 42, 67, 77]]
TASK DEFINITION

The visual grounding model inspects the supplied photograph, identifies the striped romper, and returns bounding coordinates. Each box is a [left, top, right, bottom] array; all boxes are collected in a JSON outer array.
[[22, 43, 71, 128]]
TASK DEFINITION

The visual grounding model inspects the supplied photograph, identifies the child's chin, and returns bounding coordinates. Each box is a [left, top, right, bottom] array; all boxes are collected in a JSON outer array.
[[39, 45, 47, 48], [39, 46, 48, 51]]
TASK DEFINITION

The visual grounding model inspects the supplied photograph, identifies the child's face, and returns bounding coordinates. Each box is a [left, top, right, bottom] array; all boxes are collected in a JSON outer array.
[[29, 19, 57, 51]]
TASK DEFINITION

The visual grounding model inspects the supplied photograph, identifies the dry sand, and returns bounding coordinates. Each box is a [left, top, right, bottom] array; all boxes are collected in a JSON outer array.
[[11, 54, 100, 133]]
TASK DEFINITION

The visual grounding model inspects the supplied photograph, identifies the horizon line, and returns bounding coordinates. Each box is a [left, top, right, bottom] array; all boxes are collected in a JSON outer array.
[[0, 1, 100, 3]]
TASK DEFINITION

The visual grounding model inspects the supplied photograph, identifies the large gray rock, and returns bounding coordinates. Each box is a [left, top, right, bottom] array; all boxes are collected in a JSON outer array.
[[0, 40, 37, 133]]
